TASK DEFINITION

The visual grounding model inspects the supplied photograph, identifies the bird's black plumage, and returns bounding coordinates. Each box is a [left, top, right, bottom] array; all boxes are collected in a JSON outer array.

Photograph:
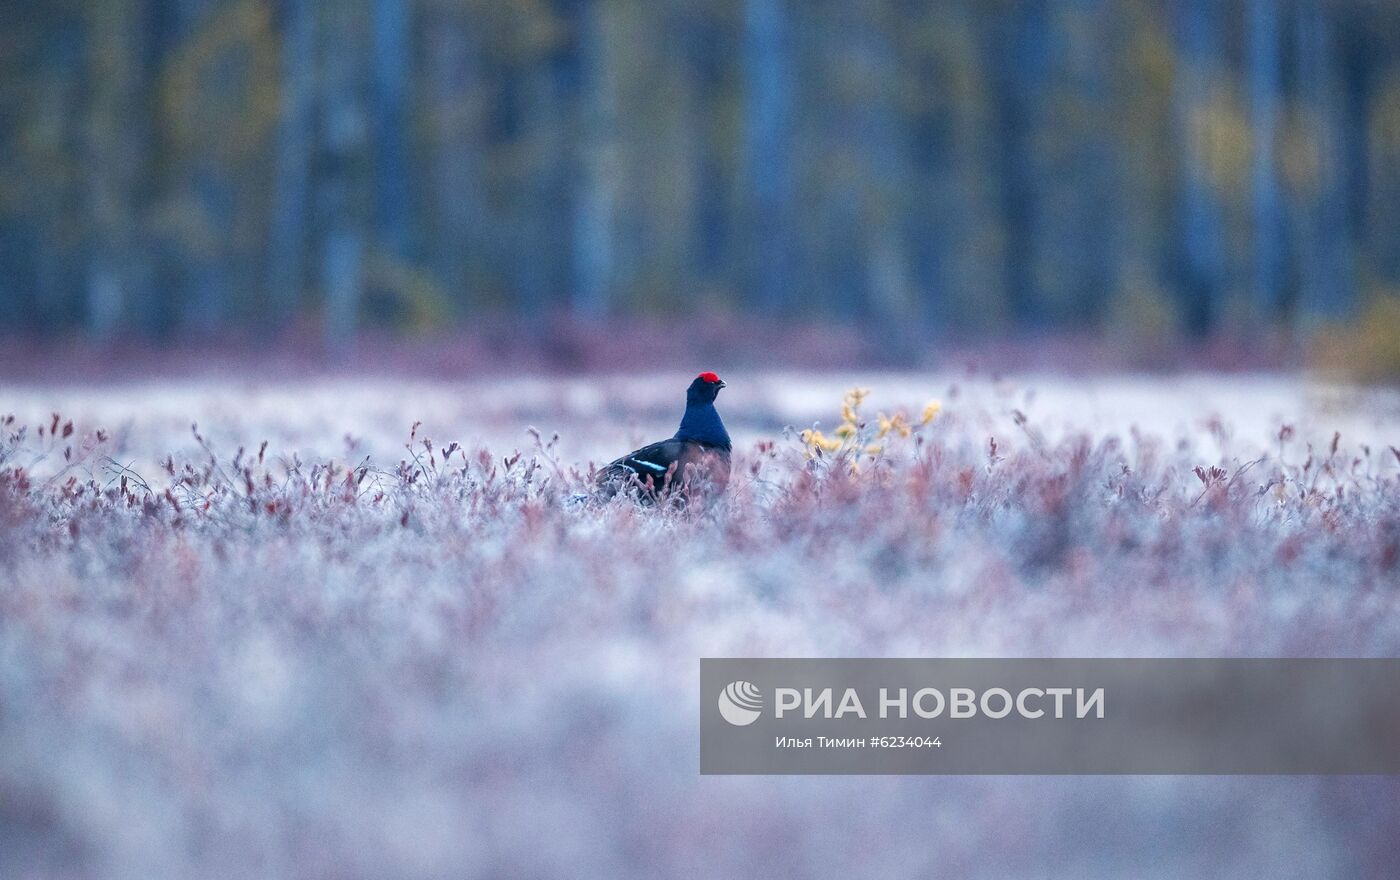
[[595, 373, 732, 503]]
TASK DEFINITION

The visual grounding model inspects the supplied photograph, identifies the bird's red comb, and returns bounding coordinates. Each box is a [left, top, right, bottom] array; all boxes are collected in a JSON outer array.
[[697, 371, 721, 384]]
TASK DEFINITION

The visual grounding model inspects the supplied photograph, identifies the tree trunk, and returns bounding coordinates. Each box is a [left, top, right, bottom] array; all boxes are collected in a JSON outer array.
[[572, 0, 618, 318], [427, 11, 483, 314], [372, 0, 412, 261], [1171, 0, 1225, 338], [318, 4, 367, 358], [1296, 0, 1352, 324], [988, 2, 1048, 330], [84, 0, 145, 340], [1248, 0, 1283, 322], [267, 0, 316, 328], [742, 0, 793, 315]]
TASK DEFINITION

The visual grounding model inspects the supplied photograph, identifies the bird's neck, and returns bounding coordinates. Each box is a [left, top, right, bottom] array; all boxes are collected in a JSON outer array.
[[675, 401, 731, 450]]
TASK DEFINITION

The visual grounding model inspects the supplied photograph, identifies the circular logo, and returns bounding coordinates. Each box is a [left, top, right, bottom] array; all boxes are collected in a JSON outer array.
[[718, 680, 763, 726]]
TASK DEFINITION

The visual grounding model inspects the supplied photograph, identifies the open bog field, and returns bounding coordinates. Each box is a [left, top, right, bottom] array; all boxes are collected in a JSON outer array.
[[3, 371, 1400, 878]]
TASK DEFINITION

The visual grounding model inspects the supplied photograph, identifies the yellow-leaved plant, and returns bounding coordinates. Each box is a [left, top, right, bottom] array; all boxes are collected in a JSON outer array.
[[799, 388, 940, 472]]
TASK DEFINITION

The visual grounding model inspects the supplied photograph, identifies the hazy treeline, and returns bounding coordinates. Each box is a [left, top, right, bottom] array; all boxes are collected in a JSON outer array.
[[2, 0, 1399, 347]]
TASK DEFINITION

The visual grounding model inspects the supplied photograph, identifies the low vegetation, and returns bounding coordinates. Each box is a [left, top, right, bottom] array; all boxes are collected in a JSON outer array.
[[2, 386, 1398, 877]]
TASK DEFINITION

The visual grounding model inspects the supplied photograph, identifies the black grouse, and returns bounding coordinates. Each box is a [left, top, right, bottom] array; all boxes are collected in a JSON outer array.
[[595, 372, 732, 502]]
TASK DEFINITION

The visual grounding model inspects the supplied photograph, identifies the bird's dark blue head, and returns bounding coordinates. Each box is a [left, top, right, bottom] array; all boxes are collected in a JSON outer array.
[[686, 371, 726, 405], [676, 372, 730, 449]]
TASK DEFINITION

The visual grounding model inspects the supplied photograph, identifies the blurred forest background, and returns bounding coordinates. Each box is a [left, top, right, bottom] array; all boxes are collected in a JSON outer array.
[[2, 0, 1400, 369]]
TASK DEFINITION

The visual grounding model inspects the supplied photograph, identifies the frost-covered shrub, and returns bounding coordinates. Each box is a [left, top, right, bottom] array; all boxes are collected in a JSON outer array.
[[2, 389, 1398, 879]]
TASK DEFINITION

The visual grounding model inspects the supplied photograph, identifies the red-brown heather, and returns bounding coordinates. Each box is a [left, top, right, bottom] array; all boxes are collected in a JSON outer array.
[[2, 376, 1399, 877]]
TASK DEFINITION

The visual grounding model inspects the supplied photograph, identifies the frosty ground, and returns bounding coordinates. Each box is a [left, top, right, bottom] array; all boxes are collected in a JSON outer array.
[[2, 371, 1399, 879]]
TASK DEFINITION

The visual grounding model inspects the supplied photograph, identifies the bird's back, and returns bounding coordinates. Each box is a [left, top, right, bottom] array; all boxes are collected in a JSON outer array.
[[595, 439, 730, 503]]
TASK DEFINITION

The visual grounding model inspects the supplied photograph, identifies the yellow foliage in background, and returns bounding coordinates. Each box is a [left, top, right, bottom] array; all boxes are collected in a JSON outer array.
[[162, 0, 280, 162], [1313, 293, 1400, 385]]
